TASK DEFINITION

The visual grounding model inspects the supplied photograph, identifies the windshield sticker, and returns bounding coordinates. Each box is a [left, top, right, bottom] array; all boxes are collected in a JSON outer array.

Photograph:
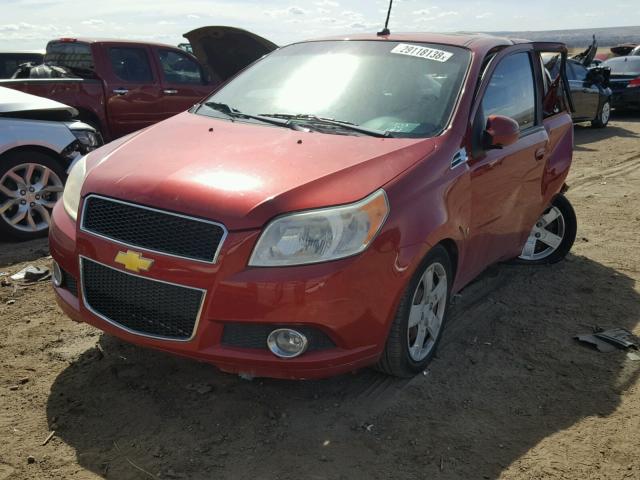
[[391, 44, 453, 62]]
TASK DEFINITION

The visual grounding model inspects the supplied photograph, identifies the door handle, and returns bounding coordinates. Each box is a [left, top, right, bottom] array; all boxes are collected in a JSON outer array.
[[163, 89, 178, 95], [112, 88, 129, 96], [535, 148, 547, 161]]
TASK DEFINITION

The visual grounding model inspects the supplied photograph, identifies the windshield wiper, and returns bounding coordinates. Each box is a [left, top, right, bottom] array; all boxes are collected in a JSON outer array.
[[258, 113, 392, 138], [201, 102, 305, 130]]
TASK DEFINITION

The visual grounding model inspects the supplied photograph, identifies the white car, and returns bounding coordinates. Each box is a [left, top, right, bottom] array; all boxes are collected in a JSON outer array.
[[0, 87, 102, 240]]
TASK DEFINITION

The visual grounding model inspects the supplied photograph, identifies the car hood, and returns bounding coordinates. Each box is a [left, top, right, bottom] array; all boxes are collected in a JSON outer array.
[[0, 86, 77, 120], [183, 26, 277, 83], [82, 112, 435, 230]]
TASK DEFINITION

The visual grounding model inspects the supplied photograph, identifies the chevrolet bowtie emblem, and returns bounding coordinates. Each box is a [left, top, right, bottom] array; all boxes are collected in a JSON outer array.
[[114, 250, 154, 273]]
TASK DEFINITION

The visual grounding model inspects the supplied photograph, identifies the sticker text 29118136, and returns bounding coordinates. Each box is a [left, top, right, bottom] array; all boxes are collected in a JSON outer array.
[[391, 44, 454, 62]]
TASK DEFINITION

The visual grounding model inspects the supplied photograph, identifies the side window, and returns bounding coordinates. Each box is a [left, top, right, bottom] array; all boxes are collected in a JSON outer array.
[[539, 55, 550, 96], [157, 50, 203, 84], [109, 47, 153, 83], [482, 52, 536, 130], [569, 62, 588, 82]]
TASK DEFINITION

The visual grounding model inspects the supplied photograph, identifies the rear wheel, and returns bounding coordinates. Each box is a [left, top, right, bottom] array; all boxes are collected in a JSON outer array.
[[376, 245, 452, 377], [591, 100, 610, 128], [0, 150, 65, 241], [516, 195, 577, 265]]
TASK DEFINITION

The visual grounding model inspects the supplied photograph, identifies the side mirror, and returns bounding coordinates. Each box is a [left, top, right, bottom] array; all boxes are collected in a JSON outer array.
[[484, 115, 520, 149]]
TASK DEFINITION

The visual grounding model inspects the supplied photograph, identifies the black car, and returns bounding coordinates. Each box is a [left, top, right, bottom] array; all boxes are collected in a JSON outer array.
[[565, 59, 612, 128], [546, 55, 612, 128], [603, 56, 640, 110], [0, 51, 44, 79]]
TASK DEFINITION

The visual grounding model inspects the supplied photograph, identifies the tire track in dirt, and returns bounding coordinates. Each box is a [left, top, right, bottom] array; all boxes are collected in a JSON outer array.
[[570, 152, 640, 192]]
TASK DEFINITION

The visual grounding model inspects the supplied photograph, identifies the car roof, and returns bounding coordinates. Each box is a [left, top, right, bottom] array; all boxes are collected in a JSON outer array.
[[299, 32, 527, 51], [47, 38, 180, 49]]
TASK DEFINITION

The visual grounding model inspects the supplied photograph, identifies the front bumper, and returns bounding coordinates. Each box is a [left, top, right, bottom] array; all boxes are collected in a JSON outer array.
[[49, 201, 410, 379]]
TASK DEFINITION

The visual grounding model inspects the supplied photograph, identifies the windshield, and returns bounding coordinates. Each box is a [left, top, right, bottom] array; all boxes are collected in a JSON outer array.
[[197, 40, 471, 138]]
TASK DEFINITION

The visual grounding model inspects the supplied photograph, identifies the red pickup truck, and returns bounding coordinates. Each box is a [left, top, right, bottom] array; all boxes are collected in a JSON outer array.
[[0, 27, 277, 141]]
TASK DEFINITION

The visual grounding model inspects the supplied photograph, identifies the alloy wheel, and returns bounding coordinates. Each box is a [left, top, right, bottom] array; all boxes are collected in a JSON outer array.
[[407, 262, 448, 362], [519, 206, 566, 261], [601, 102, 611, 125], [0, 163, 64, 233]]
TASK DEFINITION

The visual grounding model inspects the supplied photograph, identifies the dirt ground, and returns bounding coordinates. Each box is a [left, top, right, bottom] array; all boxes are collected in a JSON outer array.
[[1, 113, 639, 480]]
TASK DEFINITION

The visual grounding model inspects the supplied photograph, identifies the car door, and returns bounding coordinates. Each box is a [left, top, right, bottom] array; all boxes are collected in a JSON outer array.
[[567, 61, 599, 120], [102, 44, 165, 138], [153, 48, 214, 118], [466, 49, 550, 273]]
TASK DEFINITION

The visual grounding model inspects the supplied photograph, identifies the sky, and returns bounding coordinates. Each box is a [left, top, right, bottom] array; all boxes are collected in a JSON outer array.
[[1, 0, 639, 50]]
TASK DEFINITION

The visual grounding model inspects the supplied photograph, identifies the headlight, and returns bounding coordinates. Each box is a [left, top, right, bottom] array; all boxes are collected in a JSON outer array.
[[249, 189, 389, 267], [72, 129, 102, 152], [62, 155, 88, 221]]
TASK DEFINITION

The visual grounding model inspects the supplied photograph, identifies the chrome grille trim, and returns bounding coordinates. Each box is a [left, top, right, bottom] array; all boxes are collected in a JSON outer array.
[[80, 194, 228, 264]]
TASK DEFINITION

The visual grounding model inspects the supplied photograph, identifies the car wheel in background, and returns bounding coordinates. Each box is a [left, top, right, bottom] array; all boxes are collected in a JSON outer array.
[[0, 150, 66, 241], [376, 245, 452, 377], [516, 194, 577, 265], [591, 100, 611, 128]]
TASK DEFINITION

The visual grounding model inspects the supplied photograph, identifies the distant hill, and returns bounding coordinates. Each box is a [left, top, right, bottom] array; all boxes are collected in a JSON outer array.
[[484, 26, 640, 48]]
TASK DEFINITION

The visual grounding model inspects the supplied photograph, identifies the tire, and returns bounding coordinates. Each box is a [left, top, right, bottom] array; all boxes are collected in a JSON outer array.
[[516, 194, 577, 265], [0, 149, 66, 241], [591, 99, 611, 128], [376, 245, 452, 377]]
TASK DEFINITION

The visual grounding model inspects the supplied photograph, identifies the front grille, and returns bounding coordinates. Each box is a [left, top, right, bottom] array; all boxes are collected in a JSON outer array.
[[81, 258, 204, 340], [222, 323, 336, 351], [81, 195, 227, 262]]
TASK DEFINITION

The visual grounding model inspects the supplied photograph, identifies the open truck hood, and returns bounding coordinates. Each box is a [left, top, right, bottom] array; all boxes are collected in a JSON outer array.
[[610, 44, 640, 56], [183, 26, 277, 83], [0, 86, 77, 120]]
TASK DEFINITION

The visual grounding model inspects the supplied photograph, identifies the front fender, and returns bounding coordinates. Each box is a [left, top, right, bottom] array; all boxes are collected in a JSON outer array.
[[0, 117, 76, 157], [384, 150, 470, 292]]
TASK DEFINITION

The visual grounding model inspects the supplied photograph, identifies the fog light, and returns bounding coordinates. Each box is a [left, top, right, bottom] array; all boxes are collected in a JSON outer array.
[[267, 329, 308, 359], [52, 261, 62, 287]]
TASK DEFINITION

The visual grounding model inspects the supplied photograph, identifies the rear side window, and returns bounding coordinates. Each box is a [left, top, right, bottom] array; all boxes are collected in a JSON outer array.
[[482, 52, 536, 130], [157, 49, 203, 84], [568, 62, 588, 82], [45, 42, 94, 73], [109, 47, 153, 83]]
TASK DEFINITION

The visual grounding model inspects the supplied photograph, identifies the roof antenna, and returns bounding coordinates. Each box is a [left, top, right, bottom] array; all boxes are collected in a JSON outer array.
[[377, 0, 393, 36]]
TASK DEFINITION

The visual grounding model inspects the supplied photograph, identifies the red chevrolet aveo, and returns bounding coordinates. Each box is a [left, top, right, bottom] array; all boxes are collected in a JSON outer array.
[[49, 33, 576, 379]]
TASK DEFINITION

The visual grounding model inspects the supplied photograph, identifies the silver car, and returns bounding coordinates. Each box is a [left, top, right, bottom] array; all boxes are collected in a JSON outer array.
[[0, 87, 102, 240]]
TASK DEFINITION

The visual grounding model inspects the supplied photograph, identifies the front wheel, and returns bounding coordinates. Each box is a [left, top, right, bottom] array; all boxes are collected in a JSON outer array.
[[591, 100, 611, 128], [0, 150, 66, 241], [517, 195, 577, 265], [376, 245, 452, 377]]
